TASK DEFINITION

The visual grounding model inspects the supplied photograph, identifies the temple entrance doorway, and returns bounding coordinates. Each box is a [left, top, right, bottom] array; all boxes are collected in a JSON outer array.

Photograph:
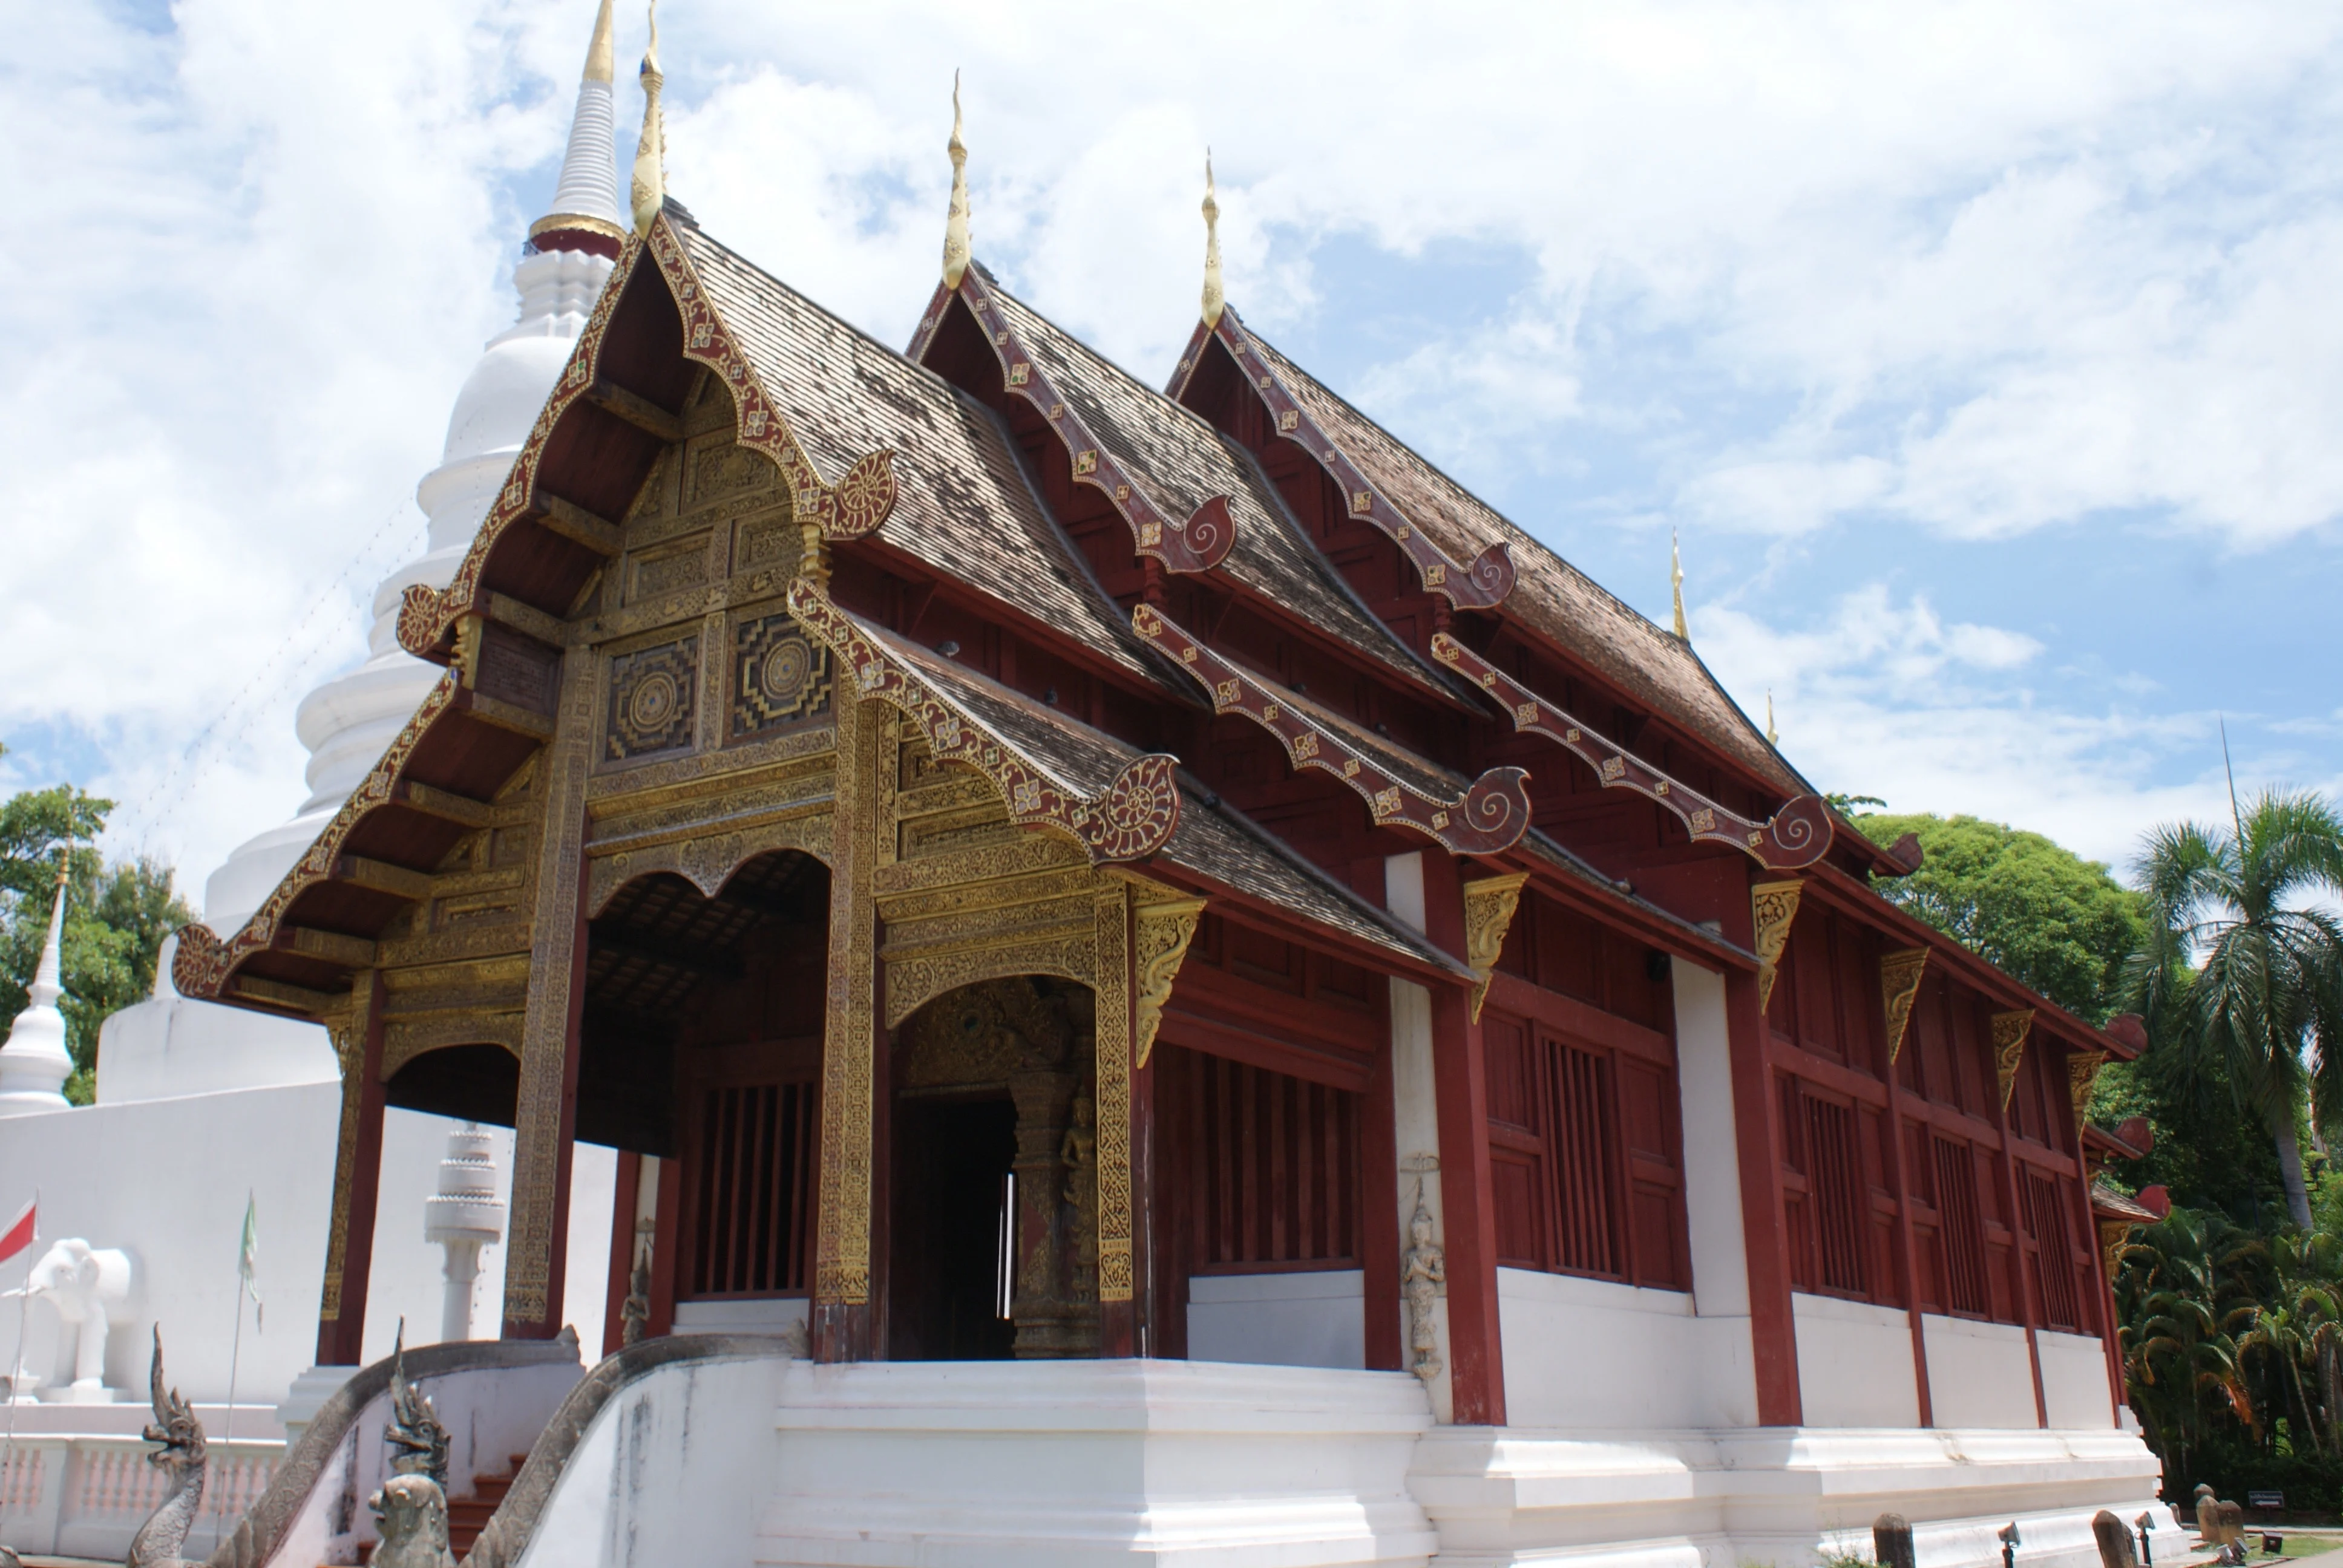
[[888, 1096, 1016, 1359], [890, 976, 1100, 1361]]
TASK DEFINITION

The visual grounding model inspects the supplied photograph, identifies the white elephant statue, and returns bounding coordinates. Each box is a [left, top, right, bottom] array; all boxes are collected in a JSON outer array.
[[6, 1238, 134, 1399]]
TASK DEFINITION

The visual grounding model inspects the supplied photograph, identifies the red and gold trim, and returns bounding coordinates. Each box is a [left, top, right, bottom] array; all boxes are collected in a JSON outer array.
[[1432, 632, 1830, 871], [788, 582, 1181, 865], [1135, 603, 1529, 857]]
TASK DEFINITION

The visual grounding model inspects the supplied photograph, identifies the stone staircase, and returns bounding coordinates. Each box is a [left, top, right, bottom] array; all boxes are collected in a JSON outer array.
[[449, 1454, 530, 1560]]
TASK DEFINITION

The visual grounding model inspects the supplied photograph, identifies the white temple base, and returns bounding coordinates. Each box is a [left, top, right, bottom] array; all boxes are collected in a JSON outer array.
[[1409, 1423, 2164, 1568]]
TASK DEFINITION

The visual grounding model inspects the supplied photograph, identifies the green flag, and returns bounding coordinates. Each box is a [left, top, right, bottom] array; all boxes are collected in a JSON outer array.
[[238, 1193, 262, 1329]]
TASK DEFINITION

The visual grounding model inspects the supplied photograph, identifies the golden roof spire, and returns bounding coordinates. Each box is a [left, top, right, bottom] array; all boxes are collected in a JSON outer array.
[[1765, 691, 1779, 748], [1201, 151, 1224, 328], [584, 0, 615, 83], [628, 1, 664, 239], [942, 72, 971, 288], [1670, 529, 1687, 641]]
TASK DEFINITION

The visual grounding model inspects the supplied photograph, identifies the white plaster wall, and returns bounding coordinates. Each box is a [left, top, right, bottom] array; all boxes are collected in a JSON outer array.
[[0, 1086, 617, 1411], [1189, 1269, 1365, 1370], [96, 969, 337, 1104], [672, 1298, 808, 1334], [519, 1350, 791, 1568], [1924, 1315, 2040, 1429], [762, 1359, 1437, 1568], [1499, 1268, 1758, 1429], [1792, 1292, 1921, 1428], [1669, 961, 1749, 1319], [2038, 1329, 2116, 1431]]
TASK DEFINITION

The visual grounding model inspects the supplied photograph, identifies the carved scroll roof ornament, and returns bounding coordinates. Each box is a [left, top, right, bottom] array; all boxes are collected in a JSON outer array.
[[1432, 632, 1832, 871], [1993, 1007, 2037, 1109], [1133, 602, 1531, 857], [1190, 307, 1513, 610], [1751, 878, 1803, 1016], [1463, 872, 1530, 1024], [937, 266, 1234, 575], [788, 581, 1180, 865], [395, 211, 900, 664], [1880, 946, 1928, 1063], [1670, 530, 1688, 641]]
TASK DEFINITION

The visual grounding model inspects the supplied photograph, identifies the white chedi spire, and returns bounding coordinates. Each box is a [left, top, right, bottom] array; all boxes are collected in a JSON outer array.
[[199, 1, 628, 936], [424, 1123, 505, 1343], [0, 875, 75, 1114]]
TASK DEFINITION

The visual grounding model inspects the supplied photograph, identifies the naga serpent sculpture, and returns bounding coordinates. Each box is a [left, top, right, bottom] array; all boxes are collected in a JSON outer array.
[[0, 1329, 209, 1568], [372, 1324, 457, 1568]]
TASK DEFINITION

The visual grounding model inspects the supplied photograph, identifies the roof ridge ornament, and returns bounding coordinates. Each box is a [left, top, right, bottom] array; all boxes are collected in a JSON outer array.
[[942, 71, 971, 288], [629, 1, 664, 240], [1671, 529, 1687, 641], [1201, 151, 1224, 328], [1766, 691, 1779, 748]]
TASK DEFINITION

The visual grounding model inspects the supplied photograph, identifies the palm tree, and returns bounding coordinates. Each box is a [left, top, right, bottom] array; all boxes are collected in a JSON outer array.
[[2126, 787, 2343, 1230]]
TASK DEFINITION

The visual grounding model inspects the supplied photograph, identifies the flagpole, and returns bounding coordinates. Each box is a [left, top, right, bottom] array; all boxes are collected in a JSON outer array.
[[212, 1189, 255, 1554], [2, 1187, 38, 1537]]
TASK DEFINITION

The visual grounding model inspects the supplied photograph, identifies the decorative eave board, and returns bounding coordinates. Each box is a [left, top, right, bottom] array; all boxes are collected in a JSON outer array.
[[1432, 630, 1832, 872], [789, 581, 1181, 865], [1172, 307, 1513, 610], [173, 671, 467, 1011], [396, 212, 901, 664], [913, 269, 1232, 575], [1132, 601, 1530, 857]]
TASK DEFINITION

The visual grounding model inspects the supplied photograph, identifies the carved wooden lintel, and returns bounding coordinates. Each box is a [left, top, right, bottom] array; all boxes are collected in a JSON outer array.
[[1132, 895, 1208, 1068], [1751, 880, 1804, 1015], [333, 855, 432, 902], [392, 780, 495, 828], [1992, 1008, 2036, 1109], [276, 926, 379, 969], [586, 376, 686, 443], [1880, 946, 1928, 1063], [1462, 872, 1531, 1024]]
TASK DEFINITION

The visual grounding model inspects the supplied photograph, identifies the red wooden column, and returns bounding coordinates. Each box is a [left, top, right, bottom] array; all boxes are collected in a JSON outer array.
[[1362, 978, 1403, 1373], [316, 973, 389, 1367], [1989, 1044, 2051, 1428], [1713, 869, 1804, 1428], [1877, 983, 1936, 1428], [601, 1151, 646, 1357], [1421, 857, 1506, 1425]]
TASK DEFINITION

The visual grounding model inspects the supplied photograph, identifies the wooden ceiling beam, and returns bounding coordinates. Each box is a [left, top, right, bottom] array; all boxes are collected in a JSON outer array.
[[529, 489, 624, 557], [390, 781, 495, 828], [589, 927, 746, 980], [333, 854, 433, 901], [275, 926, 379, 968], [585, 378, 685, 443]]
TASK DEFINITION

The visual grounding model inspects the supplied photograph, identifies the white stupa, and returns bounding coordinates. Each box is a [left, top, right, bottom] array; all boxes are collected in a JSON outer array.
[[0, 876, 75, 1115], [99, 0, 629, 1104]]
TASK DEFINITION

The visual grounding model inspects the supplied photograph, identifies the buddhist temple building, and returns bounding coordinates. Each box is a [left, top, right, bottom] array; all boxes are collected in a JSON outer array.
[[130, 16, 2163, 1566]]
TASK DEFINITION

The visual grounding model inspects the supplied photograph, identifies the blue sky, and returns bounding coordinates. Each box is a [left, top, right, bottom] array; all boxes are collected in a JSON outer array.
[[1, 0, 2337, 909]]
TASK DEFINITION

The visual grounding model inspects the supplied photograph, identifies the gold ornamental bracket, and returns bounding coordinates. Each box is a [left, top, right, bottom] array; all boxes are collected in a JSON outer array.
[[2068, 1047, 2109, 1127], [1751, 879, 1803, 1016], [909, 267, 1234, 575], [1132, 893, 1208, 1068], [789, 581, 1181, 865], [1433, 632, 1832, 872], [1992, 1008, 2036, 1109], [1172, 308, 1513, 609], [1133, 602, 1530, 857], [1463, 872, 1531, 1023], [396, 212, 899, 664], [1881, 946, 1928, 1063]]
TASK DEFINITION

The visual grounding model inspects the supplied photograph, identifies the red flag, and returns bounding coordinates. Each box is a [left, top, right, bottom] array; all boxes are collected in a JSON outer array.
[[0, 1198, 34, 1265]]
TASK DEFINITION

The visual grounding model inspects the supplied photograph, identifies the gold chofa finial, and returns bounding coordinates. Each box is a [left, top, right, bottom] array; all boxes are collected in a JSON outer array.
[[1670, 529, 1687, 641], [1766, 691, 1779, 748], [1201, 151, 1224, 328], [942, 72, 971, 288], [584, 0, 615, 84], [629, 1, 664, 238]]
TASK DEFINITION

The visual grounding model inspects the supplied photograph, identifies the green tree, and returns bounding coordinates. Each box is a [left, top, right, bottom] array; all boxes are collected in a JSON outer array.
[[0, 750, 195, 1105], [2125, 788, 2343, 1232], [1855, 812, 2147, 1023]]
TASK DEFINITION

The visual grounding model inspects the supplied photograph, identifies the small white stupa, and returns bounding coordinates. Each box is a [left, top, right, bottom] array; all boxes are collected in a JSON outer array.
[[0, 875, 75, 1115], [423, 1123, 506, 1343]]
